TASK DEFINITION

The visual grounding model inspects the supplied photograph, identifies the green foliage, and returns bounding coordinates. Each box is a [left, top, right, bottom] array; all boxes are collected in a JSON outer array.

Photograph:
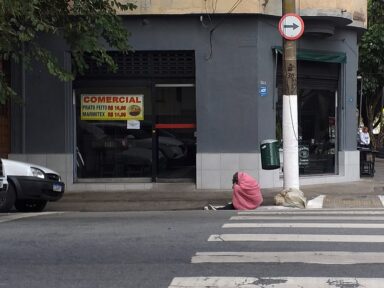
[[0, 0, 136, 102], [359, 0, 384, 147]]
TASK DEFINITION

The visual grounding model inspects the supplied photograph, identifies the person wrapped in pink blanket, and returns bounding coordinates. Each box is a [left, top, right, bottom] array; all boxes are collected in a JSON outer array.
[[231, 172, 263, 210], [206, 172, 263, 210]]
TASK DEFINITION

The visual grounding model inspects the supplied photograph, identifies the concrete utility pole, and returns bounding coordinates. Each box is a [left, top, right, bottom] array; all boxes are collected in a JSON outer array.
[[282, 0, 299, 190]]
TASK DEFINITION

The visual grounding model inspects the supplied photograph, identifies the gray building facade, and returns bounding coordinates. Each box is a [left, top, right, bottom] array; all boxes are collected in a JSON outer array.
[[9, 13, 363, 192]]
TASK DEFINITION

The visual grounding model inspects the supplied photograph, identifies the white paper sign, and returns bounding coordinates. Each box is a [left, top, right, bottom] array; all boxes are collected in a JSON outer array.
[[127, 120, 140, 129]]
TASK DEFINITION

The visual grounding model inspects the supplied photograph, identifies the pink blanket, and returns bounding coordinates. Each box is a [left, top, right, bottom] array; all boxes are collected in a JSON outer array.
[[232, 172, 263, 210]]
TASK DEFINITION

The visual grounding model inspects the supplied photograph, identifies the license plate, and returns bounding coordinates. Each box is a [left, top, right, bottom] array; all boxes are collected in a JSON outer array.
[[53, 183, 62, 192]]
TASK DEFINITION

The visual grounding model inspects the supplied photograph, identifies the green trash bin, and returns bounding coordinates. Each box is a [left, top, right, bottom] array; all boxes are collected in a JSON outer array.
[[260, 139, 280, 170]]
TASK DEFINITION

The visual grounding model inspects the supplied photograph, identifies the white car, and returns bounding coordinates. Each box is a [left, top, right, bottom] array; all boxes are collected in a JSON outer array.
[[0, 159, 65, 212], [0, 165, 8, 206]]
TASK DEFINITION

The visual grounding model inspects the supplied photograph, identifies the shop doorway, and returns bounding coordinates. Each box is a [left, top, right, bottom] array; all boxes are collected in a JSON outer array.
[[275, 57, 340, 175], [297, 89, 337, 174], [75, 83, 196, 182], [74, 50, 196, 182], [153, 84, 196, 181], [276, 88, 337, 175]]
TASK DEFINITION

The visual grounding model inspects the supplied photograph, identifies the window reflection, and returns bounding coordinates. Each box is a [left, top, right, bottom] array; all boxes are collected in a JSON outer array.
[[77, 120, 158, 178], [276, 89, 336, 175], [75, 86, 196, 180]]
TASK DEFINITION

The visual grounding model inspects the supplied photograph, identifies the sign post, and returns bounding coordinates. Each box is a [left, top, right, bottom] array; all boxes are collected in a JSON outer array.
[[279, 2, 304, 191]]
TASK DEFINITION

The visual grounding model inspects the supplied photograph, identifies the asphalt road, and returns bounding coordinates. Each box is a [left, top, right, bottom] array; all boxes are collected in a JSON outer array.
[[1, 210, 384, 288]]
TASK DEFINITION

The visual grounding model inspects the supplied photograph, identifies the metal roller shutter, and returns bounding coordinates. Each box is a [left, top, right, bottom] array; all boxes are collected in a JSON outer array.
[[77, 50, 195, 80]]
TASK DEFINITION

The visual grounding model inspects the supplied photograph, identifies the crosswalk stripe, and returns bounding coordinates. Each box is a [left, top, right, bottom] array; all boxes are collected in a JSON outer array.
[[379, 195, 384, 206], [0, 212, 63, 223], [191, 251, 384, 264], [231, 215, 384, 221], [238, 209, 384, 215], [223, 222, 384, 228], [169, 277, 384, 287], [208, 233, 384, 242], [172, 210, 384, 287]]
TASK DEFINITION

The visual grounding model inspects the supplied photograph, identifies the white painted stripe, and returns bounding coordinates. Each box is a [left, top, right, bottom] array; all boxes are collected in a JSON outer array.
[[238, 209, 384, 215], [379, 195, 384, 207], [255, 205, 302, 211], [231, 215, 384, 221], [191, 251, 384, 264], [306, 195, 325, 209], [208, 234, 384, 242], [169, 277, 384, 288], [222, 222, 384, 228], [0, 212, 63, 224]]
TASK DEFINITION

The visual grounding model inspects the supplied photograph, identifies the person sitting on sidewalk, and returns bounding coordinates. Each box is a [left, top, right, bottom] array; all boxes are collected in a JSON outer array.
[[205, 172, 263, 210]]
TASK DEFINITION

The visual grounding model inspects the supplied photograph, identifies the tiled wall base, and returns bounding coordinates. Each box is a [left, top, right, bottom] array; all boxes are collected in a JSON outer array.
[[8, 153, 197, 192], [196, 151, 361, 189], [9, 151, 360, 192]]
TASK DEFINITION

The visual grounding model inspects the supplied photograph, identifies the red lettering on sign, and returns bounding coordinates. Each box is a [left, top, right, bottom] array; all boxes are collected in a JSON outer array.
[[84, 95, 140, 104]]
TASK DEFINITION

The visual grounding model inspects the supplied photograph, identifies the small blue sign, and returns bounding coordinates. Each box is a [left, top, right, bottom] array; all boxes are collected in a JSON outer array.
[[259, 85, 268, 97]]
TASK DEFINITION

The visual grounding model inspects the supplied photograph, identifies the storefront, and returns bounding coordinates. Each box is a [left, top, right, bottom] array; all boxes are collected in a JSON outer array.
[[75, 51, 196, 182], [275, 49, 345, 176], [8, 14, 363, 191]]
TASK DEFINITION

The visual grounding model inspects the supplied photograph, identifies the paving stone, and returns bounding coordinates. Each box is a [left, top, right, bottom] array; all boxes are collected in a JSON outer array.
[[323, 195, 383, 209]]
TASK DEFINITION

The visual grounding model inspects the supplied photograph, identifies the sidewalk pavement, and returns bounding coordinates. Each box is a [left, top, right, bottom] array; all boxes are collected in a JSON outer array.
[[46, 158, 384, 212]]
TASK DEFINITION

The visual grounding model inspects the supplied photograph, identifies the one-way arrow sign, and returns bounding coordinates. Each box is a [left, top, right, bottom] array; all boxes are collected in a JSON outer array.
[[279, 13, 304, 40], [284, 23, 299, 30]]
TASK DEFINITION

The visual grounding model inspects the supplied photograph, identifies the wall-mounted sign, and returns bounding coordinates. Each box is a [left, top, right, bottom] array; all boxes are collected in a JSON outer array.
[[80, 94, 144, 120], [259, 84, 268, 97]]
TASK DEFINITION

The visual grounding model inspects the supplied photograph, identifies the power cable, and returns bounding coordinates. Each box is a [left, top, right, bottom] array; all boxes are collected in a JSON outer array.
[[288, 94, 299, 141], [206, 0, 244, 60]]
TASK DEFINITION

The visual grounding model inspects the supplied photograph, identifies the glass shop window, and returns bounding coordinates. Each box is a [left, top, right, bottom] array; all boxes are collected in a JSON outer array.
[[75, 88, 152, 179], [276, 88, 337, 175]]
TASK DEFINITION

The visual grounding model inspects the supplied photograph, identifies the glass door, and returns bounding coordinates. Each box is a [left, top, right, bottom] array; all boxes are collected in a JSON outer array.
[[298, 89, 337, 174], [276, 89, 337, 175], [153, 84, 196, 181]]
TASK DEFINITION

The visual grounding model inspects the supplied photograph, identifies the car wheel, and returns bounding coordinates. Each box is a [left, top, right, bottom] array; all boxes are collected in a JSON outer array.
[[0, 182, 16, 212], [15, 200, 47, 212]]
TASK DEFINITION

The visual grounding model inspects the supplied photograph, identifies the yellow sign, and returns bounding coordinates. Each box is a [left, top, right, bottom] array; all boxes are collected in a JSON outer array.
[[80, 94, 144, 120]]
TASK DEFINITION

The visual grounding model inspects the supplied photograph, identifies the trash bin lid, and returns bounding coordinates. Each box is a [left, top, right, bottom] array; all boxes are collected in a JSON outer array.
[[261, 139, 278, 144]]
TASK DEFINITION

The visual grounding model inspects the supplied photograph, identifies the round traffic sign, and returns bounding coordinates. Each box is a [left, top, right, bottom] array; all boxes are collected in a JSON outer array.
[[278, 13, 305, 41]]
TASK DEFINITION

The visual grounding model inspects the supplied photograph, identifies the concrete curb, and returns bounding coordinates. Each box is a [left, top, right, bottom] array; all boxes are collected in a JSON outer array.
[[45, 158, 384, 212]]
